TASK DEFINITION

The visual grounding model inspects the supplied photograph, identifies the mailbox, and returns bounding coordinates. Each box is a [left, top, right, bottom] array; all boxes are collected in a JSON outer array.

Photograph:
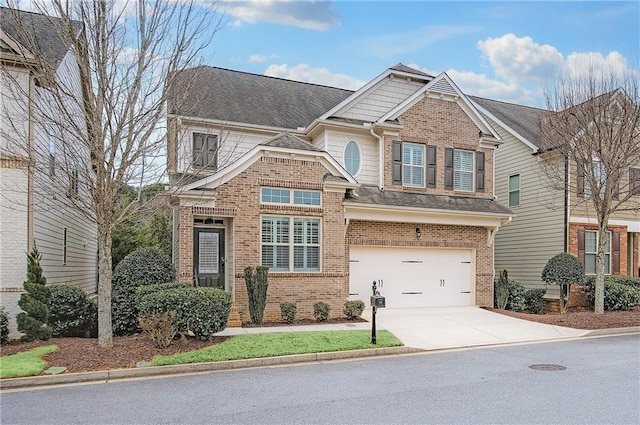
[[371, 294, 386, 308]]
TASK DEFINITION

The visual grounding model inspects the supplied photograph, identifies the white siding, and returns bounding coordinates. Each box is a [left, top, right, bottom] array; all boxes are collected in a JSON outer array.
[[491, 116, 565, 289], [0, 168, 29, 290], [339, 78, 423, 122], [0, 67, 30, 155], [325, 130, 379, 185]]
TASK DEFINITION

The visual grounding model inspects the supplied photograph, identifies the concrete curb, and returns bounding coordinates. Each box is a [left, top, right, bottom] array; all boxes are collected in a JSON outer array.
[[583, 326, 640, 337], [0, 346, 423, 390]]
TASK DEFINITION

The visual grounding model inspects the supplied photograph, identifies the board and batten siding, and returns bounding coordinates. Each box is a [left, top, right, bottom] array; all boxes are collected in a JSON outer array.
[[324, 130, 378, 185], [491, 117, 565, 289], [338, 78, 424, 122]]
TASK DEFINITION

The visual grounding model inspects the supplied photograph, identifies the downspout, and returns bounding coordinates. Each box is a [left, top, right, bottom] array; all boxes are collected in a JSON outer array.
[[370, 126, 384, 189], [27, 75, 35, 252]]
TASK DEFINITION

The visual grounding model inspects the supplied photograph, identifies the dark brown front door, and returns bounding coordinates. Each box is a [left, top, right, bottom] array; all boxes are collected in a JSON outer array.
[[194, 228, 225, 289]]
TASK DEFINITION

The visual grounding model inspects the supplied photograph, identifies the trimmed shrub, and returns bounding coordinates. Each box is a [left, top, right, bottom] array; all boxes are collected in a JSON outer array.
[[524, 288, 547, 314], [135, 282, 191, 304], [136, 286, 232, 340], [48, 284, 97, 337], [112, 248, 175, 336], [139, 311, 178, 349], [280, 302, 297, 324], [585, 276, 640, 293], [541, 253, 584, 313], [505, 279, 526, 312], [313, 302, 331, 322], [343, 300, 365, 320], [0, 308, 8, 345], [244, 266, 269, 325], [587, 280, 639, 311], [17, 245, 52, 341]]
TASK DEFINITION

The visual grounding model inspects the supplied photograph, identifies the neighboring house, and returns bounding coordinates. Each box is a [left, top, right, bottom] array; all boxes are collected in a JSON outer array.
[[166, 64, 514, 324], [471, 95, 640, 291], [0, 8, 98, 334]]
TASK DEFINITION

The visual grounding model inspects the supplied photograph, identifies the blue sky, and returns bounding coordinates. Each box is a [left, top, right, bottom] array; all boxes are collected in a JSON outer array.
[[209, 1, 639, 107]]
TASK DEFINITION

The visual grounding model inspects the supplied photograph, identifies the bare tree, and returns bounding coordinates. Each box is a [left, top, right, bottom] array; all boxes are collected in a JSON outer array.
[[2, 0, 226, 346], [540, 66, 640, 314]]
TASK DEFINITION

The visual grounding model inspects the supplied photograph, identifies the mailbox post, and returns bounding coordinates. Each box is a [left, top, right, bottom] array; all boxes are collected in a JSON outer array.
[[370, 280, 385, 344]]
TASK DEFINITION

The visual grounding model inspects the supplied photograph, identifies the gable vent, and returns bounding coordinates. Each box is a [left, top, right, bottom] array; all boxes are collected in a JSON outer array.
[[430, 79, 457, 96]]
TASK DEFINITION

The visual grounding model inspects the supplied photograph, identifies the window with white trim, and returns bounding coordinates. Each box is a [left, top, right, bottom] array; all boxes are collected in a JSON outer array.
[[508, 174, 520, 207], [344, 141, 361, 175], [585, 160, 607, 198], [261, 216, 320, 272], [585, 230, 610, 274], [454, 150, 474, 191], [402, 143, 425, 187], [261, 188, 321, 206], [629, 167, 640, 196], [192, 132, 218, 169], [49, 136, 55, 177]]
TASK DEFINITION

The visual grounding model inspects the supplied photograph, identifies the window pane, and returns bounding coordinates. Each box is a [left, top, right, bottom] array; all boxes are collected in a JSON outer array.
[[509, 191, 520, 207], [454, 150, 473, 171], [344, 141, 360, 175], [509, 175, 520, 191], [585, 254, 596, 274], [293, 191, 320, 206], [276, 246, 289, 269], [585, 231, 597, 253]]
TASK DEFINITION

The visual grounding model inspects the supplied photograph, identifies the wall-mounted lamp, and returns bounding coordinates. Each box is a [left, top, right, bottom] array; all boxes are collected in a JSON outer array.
[[415, 227, 422, 240]]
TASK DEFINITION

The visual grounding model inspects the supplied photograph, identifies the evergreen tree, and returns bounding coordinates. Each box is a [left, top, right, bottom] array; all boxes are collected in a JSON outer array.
[[16, 244, 53, 341]]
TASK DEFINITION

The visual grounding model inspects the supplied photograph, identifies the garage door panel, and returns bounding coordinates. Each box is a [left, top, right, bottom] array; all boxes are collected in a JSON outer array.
[[349, 247, 474, 308]]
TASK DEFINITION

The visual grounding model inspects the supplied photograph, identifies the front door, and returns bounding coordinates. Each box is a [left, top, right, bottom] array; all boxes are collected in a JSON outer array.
[[194, 228, 225, 289]]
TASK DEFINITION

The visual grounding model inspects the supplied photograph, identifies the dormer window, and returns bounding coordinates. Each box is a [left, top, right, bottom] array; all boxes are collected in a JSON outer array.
[[193, 133, 218, 169]]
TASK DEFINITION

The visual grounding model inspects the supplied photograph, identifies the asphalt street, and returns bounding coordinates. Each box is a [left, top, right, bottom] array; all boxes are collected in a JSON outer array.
[[1, 334, 639, 425]]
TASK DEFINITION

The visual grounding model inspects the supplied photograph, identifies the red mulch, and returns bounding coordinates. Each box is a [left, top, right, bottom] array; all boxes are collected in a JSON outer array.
[[1, 310, 638, 375]]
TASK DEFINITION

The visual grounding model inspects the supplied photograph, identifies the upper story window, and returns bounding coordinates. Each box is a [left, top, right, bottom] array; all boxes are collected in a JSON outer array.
[[48, 136, 55, 177], [508, 174, 520, 207], [261, 188, 321, 206], [392, 141, 436, 188], [193, 133, 218, 169], [344, 141, 361, 176], [69, 162, 78, 195], [630, 167, 640, 196], [445, 148, 485, 192]]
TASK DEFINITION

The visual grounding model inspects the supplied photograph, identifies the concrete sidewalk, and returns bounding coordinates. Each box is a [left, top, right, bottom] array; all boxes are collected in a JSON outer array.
[[2, 307, 639, 390]]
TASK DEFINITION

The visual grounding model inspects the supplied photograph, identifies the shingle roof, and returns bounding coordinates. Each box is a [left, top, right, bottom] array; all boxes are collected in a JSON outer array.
[[345, 185, 513, 216], [168, 66, 354, 129], [262, 132, 322, 151], [390, 63, 434, 78], [470, 96, 548, 150], [1, 7, 77, 69]]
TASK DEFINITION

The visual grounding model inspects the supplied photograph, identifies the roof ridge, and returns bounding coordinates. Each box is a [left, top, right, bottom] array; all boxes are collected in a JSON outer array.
[[470, 95, 548, 112]]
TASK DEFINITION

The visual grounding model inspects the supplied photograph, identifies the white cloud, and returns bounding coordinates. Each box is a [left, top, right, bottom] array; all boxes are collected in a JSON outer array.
[[221, 0, 340, 31], [248, 54, 278, 63], [477, 33, 564, 83], [446, 69, 540, 106], [564, 51, 636, 81], [264, 63, 365, 90]]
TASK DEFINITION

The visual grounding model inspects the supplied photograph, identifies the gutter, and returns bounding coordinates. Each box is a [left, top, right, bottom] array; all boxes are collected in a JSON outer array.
[[370, 126, 384, 189]]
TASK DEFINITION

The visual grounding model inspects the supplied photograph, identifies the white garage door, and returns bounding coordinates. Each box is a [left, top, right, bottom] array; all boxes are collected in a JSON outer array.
[[349, 247, 474, 308]]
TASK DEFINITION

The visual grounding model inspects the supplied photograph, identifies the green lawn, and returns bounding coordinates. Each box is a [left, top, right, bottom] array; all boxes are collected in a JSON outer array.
[[0, 345, 59, 379], [154, 330, 402, 366]]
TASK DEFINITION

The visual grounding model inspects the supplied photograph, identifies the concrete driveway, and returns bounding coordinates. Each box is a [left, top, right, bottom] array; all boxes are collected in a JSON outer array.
[[361, 306, 590, 350]]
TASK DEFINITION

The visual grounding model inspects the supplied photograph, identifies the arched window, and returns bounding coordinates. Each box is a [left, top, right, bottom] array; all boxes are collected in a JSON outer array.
[[344, 141, 361, 175]]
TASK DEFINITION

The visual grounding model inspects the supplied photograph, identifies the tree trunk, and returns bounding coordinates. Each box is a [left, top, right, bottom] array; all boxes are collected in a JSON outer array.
[[594, 220, 609, 314], [97, 225, 113, 347]]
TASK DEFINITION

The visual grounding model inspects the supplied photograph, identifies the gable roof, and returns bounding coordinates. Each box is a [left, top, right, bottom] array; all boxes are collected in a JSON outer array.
[[470, 96, 548, 151], [168, 66, 353, 130], [262, 132, 322, 151], [0, 7, 77, 69]]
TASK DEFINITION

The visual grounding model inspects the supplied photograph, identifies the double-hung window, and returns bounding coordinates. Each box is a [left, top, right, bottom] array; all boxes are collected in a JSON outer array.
[[630, 167, 640, 196], [453, 150, 474, 191], [508, 174, 520, 207], [193, 132, 218, 169], [402, 143, 425, 187], [585, 230, 610, 274], [262, 216, 320, 272]]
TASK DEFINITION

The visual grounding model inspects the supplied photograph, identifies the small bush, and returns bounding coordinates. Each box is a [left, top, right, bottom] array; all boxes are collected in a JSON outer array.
[[587, 280, 640, 311], [505, 279, 526, 312], [135, 282, 191, 304], [313, 302, 331, 322], [136, 286, 232, 340], [112, 248, 175, 336], [139, 311, 178, 349], [0, 308, 9, 345], [524, 288, 547, 314], [585, 276, 640, 293], [17, 245, 52, 341], [280, 302, 297, 324], [48, 284, 97, 337], [343, 300, 365, 320], [494, 270, 509, 309]]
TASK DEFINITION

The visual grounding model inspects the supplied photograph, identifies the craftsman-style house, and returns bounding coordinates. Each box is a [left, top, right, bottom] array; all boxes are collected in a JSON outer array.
[[166, 64, 514, 323]]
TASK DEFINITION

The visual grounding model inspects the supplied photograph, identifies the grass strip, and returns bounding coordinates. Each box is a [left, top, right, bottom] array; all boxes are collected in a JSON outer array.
[[0, 345, 59, 379], [154, 330, 402, 366]]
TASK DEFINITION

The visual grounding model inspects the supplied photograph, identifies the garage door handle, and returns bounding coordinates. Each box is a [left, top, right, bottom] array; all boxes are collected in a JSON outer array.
[[461, 291, 471, 294], [402, 292, 423, 295], [349, 293, 359, 296]]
